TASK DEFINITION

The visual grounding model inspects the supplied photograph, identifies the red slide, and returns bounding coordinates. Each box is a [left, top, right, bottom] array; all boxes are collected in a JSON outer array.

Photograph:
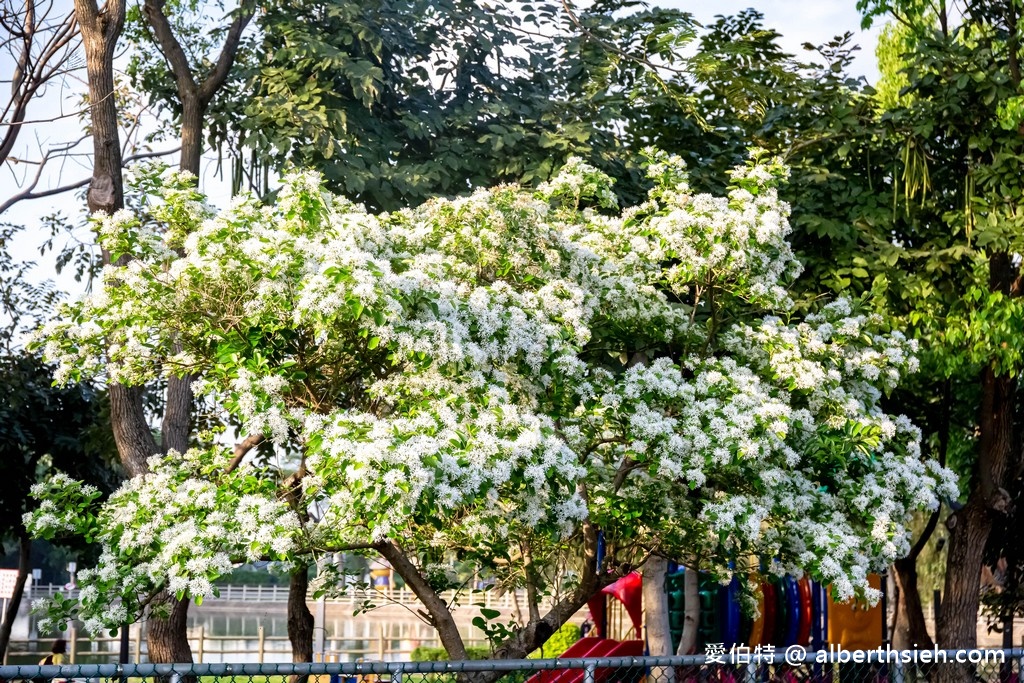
[[526, 573, 646, 683], [595, 640, 645, 683], [524, 639, 621, 683], [552, 640, 645, 683]]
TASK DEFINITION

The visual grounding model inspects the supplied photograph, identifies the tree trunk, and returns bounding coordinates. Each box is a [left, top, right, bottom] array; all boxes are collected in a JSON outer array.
[[77, 0, 193, 665], [892, 556, 934, 649], [936, 500, 991, 683], [110, 384, 160, 477], [288, 565, 314, 683], [77, 7, 124, 220], [938, 497, 994, 651], [677, 567, 699, 655], [0, 531, 31, 659], [937, 254, 1019, 680], [179, 97, 204, 178], [643, 557, 672, 653], [936, 359, 1015, 683], [378, 540, 470, 661], [642, 556, 675, 683], [76, 0, 159, 479], [147, 593, 194, 664]]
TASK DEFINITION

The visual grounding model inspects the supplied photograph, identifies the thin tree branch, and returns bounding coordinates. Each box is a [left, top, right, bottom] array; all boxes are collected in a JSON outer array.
[[0, 146, 180, 214], [142, 0, 199, 98], [197, 0, 255, 106], [0, 103, 100, 128], [223, 433, 266, 474], [558, 0, 690, 78]]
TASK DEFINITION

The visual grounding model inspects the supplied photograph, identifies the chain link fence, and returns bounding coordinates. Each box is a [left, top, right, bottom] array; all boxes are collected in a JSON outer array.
[[0, 650, 1021, 683]]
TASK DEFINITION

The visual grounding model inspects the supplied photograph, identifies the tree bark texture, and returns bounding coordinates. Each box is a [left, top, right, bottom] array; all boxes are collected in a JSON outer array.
[[676, 567, 699, 655], [892, 556, 934, 649], [938, 254, 1020, 661], [75, 0, 125, 219], [146, 593, 194, 663], [938, 372, 1015, 651], [642, 556, 676, 683], [288, 566, 315, 683]]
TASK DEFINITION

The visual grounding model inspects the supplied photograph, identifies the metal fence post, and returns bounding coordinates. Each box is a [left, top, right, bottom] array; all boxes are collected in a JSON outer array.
[[745, 661, 757, 683], [584, 662, 596, 683], [393, 663, 403, 683]]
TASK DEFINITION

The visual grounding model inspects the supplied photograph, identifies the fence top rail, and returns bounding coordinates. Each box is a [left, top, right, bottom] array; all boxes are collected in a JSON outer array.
[[2, 649, 1023, 678]]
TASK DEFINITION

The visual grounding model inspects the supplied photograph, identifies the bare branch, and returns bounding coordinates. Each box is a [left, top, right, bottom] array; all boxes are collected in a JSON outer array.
[[222, 433, 266, 474], [0, 102, 101, 128], [0, 2, 80, 165], [0, 146, 181, 215]]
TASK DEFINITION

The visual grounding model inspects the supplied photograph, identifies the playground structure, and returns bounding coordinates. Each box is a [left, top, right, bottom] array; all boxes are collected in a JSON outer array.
[[525, 565, 885, 683]]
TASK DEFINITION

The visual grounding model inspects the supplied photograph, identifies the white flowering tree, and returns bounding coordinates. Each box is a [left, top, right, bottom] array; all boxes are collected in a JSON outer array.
[[27, 151, 956, 664]]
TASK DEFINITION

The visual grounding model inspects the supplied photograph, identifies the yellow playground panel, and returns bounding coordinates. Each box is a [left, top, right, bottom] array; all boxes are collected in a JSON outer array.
[[827, 574, 883, 650]]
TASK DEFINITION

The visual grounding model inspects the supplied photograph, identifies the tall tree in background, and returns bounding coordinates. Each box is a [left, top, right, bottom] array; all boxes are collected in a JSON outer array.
[[855, 0, 1024, 659]]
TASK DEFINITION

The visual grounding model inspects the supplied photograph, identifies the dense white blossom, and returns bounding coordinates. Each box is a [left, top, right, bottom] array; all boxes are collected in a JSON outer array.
[[30, 152, 957, 632]]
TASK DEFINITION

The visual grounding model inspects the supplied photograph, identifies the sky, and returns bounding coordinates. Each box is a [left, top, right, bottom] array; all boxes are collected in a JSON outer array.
[[662, 0, 882, 81], [0, 0, 883, 309]]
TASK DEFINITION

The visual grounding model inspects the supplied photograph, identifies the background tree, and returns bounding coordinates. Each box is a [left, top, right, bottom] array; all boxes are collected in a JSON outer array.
[[0, 225, 118, 661], [851, 0, 1024, 660], [199, 0, 718, 210]]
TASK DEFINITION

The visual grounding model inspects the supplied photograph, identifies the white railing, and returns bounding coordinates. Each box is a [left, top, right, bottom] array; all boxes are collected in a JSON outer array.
[[27, 584, 550, 611], [4, 625, 493, 665]]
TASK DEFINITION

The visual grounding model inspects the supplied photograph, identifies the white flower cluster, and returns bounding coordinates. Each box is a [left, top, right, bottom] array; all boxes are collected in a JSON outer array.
[[24, 473, 100, 536], [26, 450, 299, 633], [305, 375, 588, 546], [35, 151, 957, 611]]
